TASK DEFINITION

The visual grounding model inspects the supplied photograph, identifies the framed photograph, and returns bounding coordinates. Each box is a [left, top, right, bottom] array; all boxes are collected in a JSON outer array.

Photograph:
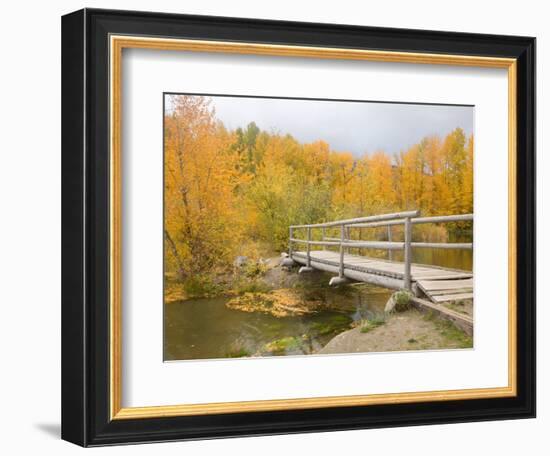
[[61, 8, 535, 446]]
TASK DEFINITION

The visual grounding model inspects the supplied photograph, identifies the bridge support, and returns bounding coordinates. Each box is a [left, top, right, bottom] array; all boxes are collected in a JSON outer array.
[[403, 217, 412, 291], [339, 225, 345, 278], [329, 276, 349, 287], [306, 227, 312, 268], [299, 266, 314, 274], [281, 258, 296, 268], [387, 225, 393, 261]]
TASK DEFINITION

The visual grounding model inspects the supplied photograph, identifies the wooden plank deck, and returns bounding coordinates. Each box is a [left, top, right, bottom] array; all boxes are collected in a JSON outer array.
[[416, 278, 473, 303], [291, 250, 473, 303]]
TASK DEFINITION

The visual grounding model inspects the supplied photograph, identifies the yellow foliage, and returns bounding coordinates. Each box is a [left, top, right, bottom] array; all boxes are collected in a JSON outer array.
[[164, 96, 473, 277]]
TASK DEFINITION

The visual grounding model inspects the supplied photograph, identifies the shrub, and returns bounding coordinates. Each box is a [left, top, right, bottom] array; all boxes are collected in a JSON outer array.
[[233, 278, 272, 295], [393, 290, 412, 312], [182, 275, 220, 298], [243, 261, 268, 278]]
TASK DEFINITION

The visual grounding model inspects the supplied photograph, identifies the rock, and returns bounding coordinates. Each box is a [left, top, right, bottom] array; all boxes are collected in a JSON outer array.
[[329, 276, 349, 287], [233, 256, 248, 268], [384, 295, 397, 313], [281, 258, 296, 268]]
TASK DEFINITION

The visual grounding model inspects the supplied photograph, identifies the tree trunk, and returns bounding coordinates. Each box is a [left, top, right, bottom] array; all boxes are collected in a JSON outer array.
[[164, 229, 185, 279]]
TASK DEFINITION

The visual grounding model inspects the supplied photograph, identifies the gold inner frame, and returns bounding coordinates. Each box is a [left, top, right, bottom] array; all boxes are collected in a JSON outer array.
[[109, 35, 517, 420]]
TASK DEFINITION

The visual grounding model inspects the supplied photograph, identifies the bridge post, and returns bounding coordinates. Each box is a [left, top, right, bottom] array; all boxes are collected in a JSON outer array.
[[387, 225, 393, 261], [404, 217, 412, 290], [339, 224, 345, 278], [322, 227, 326, 250], [306, 227, 311, 267], [288, 227, 293, 258]]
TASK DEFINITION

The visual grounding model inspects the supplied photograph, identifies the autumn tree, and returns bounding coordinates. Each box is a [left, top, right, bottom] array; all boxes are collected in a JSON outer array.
[[164, 95, 473, 278], [164, 95, 247, 278]]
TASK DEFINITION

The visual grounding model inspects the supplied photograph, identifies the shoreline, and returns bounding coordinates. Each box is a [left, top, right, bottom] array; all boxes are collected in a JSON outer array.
[[165, 260, 473, 359], [318, 309, 472, 355]]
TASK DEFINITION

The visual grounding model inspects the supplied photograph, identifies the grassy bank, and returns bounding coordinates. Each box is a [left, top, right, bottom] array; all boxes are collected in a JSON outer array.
[[164, 258, 273, 303], [319, 308, 472, 355]]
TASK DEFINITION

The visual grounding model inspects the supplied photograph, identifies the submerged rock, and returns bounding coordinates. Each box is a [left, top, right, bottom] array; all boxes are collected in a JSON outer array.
[[260, 336, 305, 355]]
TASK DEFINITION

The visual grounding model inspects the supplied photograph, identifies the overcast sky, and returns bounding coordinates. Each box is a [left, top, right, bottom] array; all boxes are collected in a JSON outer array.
[[167, 95, 473, 156]]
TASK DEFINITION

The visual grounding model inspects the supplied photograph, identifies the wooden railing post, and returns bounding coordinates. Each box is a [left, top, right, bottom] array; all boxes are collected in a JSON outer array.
[[403, 217, 412, 290], [387, 225, 393, 261], [306, 227, 312, 267], [339, 224, 345, 278], [288, 227, 293, 258]]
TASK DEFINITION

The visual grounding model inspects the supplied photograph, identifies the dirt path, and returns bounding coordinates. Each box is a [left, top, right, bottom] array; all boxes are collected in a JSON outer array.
[[318, 309, 472, 354]]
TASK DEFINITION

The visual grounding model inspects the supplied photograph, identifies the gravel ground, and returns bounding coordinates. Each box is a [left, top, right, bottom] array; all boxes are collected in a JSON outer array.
[[318, 309, 473, 354]]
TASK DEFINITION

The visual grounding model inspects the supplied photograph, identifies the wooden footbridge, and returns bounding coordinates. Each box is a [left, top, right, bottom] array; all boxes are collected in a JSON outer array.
[[282, 210, 474, 305]]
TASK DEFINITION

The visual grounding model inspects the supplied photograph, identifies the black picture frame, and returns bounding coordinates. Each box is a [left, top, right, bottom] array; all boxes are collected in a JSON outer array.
[[62, 7, 536, 447]]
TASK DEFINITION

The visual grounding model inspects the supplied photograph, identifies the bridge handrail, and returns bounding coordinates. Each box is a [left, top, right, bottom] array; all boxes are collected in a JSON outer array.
[[289, 210, 419, 229], [288, 210, 473, 291], [352, 213, 473, 229], [290, 238, 406, 250], [318, 238, 473, 250]]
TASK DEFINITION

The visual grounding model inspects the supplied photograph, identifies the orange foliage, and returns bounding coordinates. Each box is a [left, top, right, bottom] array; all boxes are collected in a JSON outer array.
[[164, 95, 473, 276]]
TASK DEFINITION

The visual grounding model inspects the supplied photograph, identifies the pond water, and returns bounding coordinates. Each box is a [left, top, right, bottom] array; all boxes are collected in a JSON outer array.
[[164, 271, 391, 361], [363, 231, 473, 271], [381, 245, 472, 271], [164, 245, 472, 361]]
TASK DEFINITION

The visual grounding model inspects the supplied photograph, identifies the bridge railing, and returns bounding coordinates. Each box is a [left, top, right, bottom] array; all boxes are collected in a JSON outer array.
[[289, 211, 473, 290]]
